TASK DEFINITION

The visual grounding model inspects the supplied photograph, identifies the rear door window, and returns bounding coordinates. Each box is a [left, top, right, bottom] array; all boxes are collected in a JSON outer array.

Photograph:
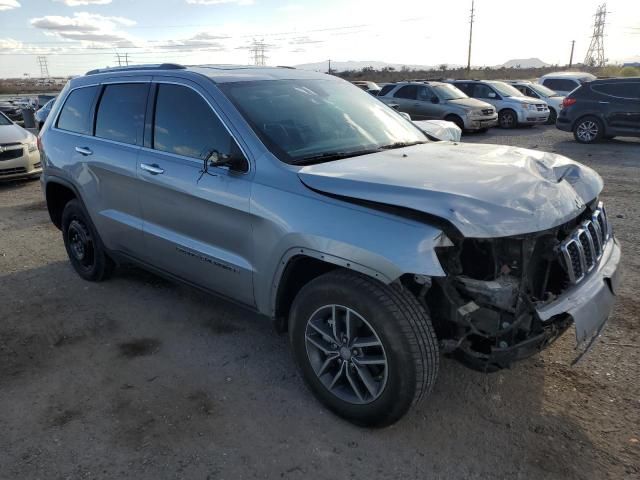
[[394, 85, 418, 100], [56, 86, 98, 135], [592, 83, 640, 100], [379, 84, 395, 97], [95, 83, 149, 145], [152, 83, 236, 161]]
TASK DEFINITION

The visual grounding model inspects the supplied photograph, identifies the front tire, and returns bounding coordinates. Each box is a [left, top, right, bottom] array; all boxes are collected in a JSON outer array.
[[498, 109, 518, 129], [444, 114, 465, 132], [61, 199, 114, 281], [289, 270, 439, 427], [573, 116, 603, 143], [546, 108, 557, 125]]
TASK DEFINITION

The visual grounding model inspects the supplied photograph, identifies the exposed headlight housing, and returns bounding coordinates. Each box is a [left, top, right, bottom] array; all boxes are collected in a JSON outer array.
[[27, 142, 38, 152]]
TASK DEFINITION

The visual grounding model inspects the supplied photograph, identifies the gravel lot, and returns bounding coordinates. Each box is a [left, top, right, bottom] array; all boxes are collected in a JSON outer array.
[[1, 125, 638, 479]]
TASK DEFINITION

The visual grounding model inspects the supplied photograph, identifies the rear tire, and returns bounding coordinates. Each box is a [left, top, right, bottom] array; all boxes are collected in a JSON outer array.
[[61, 199, 114, 281], [289, 270, 439, 427], [573, 116, 603, 143], [498, 109, 518, 129], [546, 108, 557, 125]]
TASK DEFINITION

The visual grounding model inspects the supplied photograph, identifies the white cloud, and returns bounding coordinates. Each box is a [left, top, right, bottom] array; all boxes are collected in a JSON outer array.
[[0, 0, 20, 11], [30, 12, 136, 45], [55, 0, 112, 6], [186, 0, 255, 5]]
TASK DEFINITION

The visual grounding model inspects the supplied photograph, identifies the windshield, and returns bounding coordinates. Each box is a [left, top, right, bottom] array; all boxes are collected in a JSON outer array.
[[0, 112, 12, 126], [529, 83, 560, 97], [219, 79, 427, 164], [487, 81, 524, 97], [433, 84, 467, 100]]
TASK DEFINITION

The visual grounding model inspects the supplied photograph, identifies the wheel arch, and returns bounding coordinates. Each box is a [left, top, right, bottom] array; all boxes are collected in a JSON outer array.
[[571, 112, 606, 132], [45, 176, 81, 229], [271, 248, 396, 332]]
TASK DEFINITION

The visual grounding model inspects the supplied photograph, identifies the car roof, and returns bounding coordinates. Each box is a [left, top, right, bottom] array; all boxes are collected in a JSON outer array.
[[540, 71, 596, 79], [79, 63, 331, 85], [590, 76, 640, 84]]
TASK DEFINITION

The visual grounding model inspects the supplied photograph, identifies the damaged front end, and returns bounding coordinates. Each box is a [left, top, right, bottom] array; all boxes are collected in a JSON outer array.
[[418, 200, 618, 371]]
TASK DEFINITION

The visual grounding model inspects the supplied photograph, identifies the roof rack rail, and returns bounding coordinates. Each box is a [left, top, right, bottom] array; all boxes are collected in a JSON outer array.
[[85, 63, 186, 75]]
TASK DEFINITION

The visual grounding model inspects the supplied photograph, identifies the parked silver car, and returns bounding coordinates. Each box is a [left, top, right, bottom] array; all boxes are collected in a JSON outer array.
[[506, 81, 564, 124], [378, 81, 497, 132], [40, 65, 621, 427], [0, 112, 41, 180], [450, 80, 549, 128]]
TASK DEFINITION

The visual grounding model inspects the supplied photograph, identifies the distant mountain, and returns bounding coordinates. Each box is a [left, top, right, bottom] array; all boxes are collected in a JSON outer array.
[[501, 58, 550, 69], [294, 60, 441, 72]]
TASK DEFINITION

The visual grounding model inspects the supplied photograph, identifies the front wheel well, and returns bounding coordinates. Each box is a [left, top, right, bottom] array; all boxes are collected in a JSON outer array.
[[274, 256, 339, 332], [46, 181, 77, 229]]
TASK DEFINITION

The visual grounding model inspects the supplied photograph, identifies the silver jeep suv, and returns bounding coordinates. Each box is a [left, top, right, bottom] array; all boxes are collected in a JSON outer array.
[[39, 64, 621, 427]]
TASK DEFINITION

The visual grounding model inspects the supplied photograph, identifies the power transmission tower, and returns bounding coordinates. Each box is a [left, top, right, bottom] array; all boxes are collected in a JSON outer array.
[[115, 52, 131, 67], [466, 0, 475, 73], [249, 39, 268, 66], [584, 3, 607, 67], [37, 56, 49, 78]]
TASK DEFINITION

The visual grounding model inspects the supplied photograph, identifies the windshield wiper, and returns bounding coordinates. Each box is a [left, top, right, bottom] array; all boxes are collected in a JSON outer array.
[[293, 148, 381, 165], [379, 141, 428, 150]]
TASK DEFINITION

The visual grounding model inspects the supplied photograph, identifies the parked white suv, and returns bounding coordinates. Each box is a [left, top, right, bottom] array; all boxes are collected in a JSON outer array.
[[539, 72, 597, 96]]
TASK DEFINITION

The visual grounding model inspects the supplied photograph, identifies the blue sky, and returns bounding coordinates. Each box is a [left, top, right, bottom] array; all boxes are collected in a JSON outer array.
[[0, 0, 638, 77]]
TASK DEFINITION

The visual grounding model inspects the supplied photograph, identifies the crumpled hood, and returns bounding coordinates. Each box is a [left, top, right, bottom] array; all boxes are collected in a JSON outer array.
[[0, 123, 32, 144], [298, 142, 603, 238]]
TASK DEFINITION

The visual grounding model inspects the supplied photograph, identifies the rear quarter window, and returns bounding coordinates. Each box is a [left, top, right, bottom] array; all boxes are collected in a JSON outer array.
[[56, 86, 98, 135], [542, 78, 578, 92]]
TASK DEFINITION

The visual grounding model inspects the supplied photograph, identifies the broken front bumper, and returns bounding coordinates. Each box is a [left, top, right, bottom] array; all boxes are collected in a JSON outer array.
[[536, 237, 621, 348]]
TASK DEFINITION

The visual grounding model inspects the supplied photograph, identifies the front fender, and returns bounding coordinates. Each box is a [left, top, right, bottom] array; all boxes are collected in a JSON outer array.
[[250, 181, 450, 316]]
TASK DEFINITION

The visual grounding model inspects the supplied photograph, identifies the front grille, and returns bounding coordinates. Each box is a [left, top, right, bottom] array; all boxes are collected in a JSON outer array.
[[481, 108, 494, 115], [0, 167, 27, 177], [535, 104, 548, 111], [0, 146, 24, 161], [559, 202, 609, 284]]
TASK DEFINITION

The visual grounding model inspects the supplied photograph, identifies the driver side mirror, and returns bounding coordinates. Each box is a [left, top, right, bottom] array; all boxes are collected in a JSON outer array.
[[431, 96, 440, 104], [208, 149, 248, 173]]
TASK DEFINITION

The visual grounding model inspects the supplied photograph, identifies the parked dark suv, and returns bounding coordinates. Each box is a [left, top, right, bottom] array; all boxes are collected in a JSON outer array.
[[556, 77, 640, 143]]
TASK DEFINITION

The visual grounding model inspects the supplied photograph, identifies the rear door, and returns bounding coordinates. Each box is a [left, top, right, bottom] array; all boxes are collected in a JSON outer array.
[[51, 79, 148, 256], [591, 82, 640, 133], [136, 78, 255, 306], [414, 85, 441, 120], [392, 85, 419, 117]]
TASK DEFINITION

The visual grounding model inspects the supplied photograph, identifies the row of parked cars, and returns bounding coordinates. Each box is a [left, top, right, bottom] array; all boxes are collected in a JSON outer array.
[[353, 71, 640, 144]]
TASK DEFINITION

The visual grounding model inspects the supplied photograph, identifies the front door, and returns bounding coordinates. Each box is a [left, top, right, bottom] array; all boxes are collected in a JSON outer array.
[[136, 80, 255, 306], [593, 82, 640, 133]]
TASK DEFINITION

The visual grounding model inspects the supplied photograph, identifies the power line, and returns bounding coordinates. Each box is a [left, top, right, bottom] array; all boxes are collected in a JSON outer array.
[[584, 3, 608, 67]]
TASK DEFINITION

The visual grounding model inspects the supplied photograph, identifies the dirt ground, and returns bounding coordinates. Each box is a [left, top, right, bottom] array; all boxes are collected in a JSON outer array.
[[1, 125, 638, 479]]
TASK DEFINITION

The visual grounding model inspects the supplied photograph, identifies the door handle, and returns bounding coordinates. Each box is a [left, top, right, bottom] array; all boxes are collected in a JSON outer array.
[[75, 146, 92, 156], [140, 163, 165, 175]]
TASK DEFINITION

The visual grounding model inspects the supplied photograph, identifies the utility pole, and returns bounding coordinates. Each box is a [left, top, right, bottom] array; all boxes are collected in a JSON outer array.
[[569, 40, 575, 67], [328, 59, 331, 74], [584, 3, 607, 67], [466, 0, 475, 73], [37, 56, 49, 78]]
